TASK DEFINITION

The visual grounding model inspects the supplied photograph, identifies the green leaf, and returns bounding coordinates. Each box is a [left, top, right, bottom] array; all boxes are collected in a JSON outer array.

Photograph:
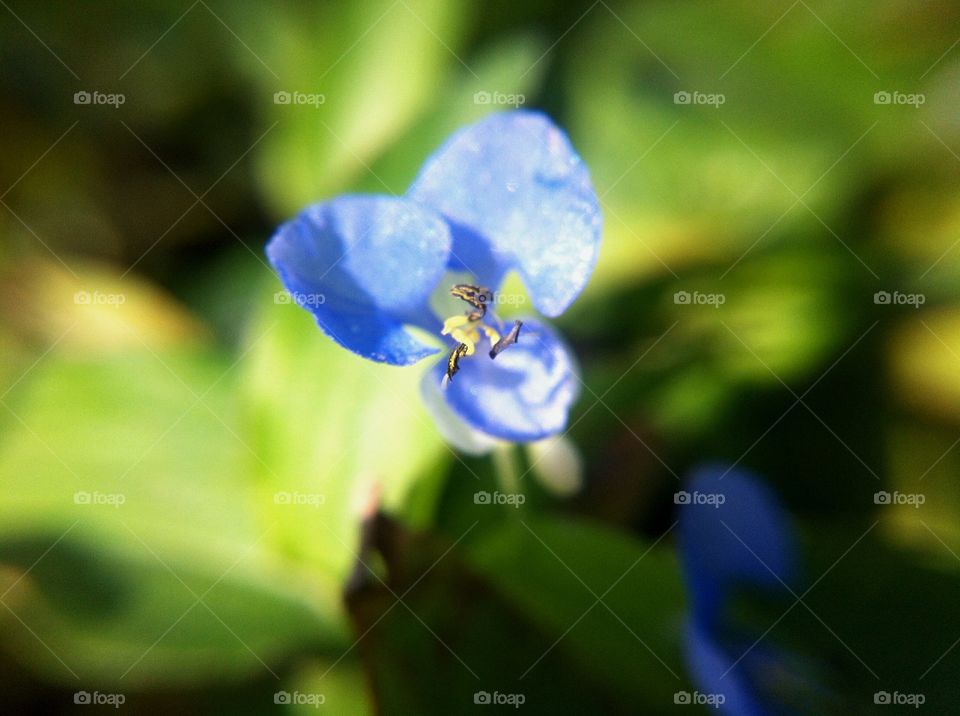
[[243, 0, 470, 212], [0, 351, 348, 686], [465, 514, 689, 706]]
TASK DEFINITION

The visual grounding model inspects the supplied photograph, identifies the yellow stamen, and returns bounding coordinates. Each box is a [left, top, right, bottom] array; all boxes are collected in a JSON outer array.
[[441, 283, 519, 384], [481, 324, 501, 345], [451, 324, 478, 355], [442, 314, 470, 335]]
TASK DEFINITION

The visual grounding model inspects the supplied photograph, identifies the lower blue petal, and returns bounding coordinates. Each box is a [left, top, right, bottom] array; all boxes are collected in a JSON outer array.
[[680, 467, 810, 714], [678, 464, 795, 625], [419, 369, 500, 455], [266, 195, 451, 365], [685, 619, 767, 716], [436, 318, 579, 442], [408, 110, 602, 318]]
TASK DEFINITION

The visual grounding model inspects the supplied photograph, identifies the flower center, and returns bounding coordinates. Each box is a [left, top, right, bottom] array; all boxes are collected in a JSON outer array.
[[440, 284, 522, 385]]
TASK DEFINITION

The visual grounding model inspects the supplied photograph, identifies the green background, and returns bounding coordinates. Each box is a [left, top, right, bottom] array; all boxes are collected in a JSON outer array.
[[1, 1, 959, 713]]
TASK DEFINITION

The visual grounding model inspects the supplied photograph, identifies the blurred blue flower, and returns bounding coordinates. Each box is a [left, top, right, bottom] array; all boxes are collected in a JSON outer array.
[[678, 465, 808, 716], [267, 111, 602, 445]]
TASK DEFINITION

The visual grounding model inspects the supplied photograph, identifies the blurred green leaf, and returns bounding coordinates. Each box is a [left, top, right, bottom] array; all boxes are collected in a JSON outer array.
[[466, 514, 689, 706], [0, 350, 348, 685], [246, 0, 470, 212], [360, 32, 549, 192], [284, 657, 375, 714]]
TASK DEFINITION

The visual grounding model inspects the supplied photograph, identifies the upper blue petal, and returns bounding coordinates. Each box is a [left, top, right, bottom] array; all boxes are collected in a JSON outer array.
[[266, 195, 451, 365], [407, 110, 602, 317], [678, 464, 795, 625], [436, 318, 579, 442]]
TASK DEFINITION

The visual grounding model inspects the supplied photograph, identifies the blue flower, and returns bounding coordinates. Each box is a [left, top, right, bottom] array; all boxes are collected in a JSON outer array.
[[678, 465, 811, 716], [266, 111, 602, 445]]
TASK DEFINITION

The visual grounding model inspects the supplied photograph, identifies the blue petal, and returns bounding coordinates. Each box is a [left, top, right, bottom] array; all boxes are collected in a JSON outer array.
[[419, 369, 500, 456], [407, 110, 602, 317], [684, 619, 768, 716], [266, 195, 451, 365], [678, 465, 795, 627], [436, 318, 579, 442], [686, 618, 811, 716]]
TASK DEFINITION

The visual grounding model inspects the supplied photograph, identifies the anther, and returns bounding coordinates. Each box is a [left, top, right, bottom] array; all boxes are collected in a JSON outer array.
[[443, 285, 520, 385]]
